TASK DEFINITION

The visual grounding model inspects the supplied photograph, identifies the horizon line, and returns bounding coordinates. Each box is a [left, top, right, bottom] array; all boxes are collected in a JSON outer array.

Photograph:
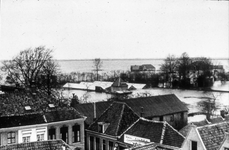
[[0, 57, 228, 62]]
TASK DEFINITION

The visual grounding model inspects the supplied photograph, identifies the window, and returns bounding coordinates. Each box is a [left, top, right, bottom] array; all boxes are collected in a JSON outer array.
[[90, 136, 94, 150], [22, 136, 30, 143], [109, 141, 113, 150], [60, 126, 68, 143], [98, 124, 103, 133], [73, 124, 80, 142], [96, 137, 100, 150], [191, 141, 197, 150], [7, 132, 16, 144], [103, 140, 106, 150], [48, 128, 56, 140], [37, 134, 44, 141]]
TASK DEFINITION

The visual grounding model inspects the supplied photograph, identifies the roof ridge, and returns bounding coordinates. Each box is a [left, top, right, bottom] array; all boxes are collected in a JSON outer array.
[[164, 121, 185, 139], [197, 120, 229, 129], [118, 118, 140, 138], [160, 122, 166, 144], [88, 102, 115, 128], [115, 103, 125, 136]]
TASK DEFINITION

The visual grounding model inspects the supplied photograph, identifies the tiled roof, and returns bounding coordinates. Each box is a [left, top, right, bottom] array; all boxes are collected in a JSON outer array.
[[117, 94, 188, 117], [0, 108, 84, 129], [75, 94, 188, 125], [197, 121, 229, 150], [0, 140, 72, 150], [123, 118, 184, 148], [131, 142, 180, 150], [191, 120, 209, 127], [88, 102, 139, 136], [179, 124, 194, 137], [0, 90, 66, 116], [44, 107, 83, 123], [0, 113, 45, 128], [209, 116, 225, 124], [74, 101, 112, 125]]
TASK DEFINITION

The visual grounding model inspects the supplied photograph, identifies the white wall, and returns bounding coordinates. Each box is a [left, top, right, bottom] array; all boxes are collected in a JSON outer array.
[[219, 134, 229, 150], [18, 126, 47, 143], [182, 126, 205, 150]]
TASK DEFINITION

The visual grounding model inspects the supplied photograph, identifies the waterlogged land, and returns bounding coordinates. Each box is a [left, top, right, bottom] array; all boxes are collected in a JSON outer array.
[[64, 81, 229, 119]]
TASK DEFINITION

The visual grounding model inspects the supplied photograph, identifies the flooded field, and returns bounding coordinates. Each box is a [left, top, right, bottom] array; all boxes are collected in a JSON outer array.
[[63, 81, 229, 122]]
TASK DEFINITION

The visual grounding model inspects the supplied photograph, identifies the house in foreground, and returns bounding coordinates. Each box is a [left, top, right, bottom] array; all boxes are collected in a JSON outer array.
[[0, 91, 86, 150], [85, 102, 185, 150], [180, 121, 229, 150], [0, 107, 86, 149], [75, 94, 188, 130]]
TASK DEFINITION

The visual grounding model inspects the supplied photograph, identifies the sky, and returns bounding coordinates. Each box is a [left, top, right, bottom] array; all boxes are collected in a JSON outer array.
[[1, 0, 229, 60]]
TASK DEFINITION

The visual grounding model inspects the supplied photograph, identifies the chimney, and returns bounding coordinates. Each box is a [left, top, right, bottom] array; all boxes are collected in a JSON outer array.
[[140, 107, 144, 117], [93, 102, 96, 121]]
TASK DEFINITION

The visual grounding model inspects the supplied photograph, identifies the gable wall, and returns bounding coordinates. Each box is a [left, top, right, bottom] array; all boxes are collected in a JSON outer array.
[[219, 137, 229, 150], [182, 127, 205, 150]]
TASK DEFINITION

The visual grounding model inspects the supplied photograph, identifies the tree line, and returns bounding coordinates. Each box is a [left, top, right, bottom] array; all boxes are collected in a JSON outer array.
[[1, 47, 228, 94]]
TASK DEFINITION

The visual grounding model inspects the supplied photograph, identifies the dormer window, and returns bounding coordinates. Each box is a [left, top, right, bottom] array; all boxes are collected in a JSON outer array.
[[48, 104, 55, 108], [98, 122, 110, 133], [24, 106, 31, 111]]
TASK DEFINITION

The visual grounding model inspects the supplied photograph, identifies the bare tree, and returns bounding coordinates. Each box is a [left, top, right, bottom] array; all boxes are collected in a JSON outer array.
[[1, 46, 59, 92], [197, 92, 221, 120], [177, 52, 192, 88], [93, 58, 103, 81], [160, 54, 178, 87]]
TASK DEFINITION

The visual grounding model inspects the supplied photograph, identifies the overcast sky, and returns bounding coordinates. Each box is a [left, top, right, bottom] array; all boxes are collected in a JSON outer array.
[[1, 0, 228, 60]]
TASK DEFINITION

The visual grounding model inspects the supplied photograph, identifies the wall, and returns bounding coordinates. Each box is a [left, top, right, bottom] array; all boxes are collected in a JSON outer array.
[[47, 118, 85, 150], [0, 129, 18, 146], [18, 126, 47, 143], [152, 112, 188, 130], [182, 127, 205, 150]]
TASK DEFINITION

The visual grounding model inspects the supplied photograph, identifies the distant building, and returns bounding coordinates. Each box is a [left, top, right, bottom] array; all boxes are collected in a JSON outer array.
[[74, 94, 188, 130], [130, 64, 156, 74], [85, 102, 185, 150]]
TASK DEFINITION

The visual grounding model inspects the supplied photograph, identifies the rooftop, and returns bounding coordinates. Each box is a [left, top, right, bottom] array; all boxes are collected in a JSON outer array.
[[0, 107, 84, 129], [0, 90, 69, 116], [123, 118, 185, 148], [88, 102, 139, 136], [0, 139, 71, 150], [197, 121, 229, 150], [75, 94, 188, 125]]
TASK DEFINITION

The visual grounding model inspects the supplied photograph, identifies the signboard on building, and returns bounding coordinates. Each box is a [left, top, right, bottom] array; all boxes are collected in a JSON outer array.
[[124, 134, 150, 146]]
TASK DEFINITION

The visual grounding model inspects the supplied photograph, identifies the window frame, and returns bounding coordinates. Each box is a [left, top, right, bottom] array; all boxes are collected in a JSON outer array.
[[190, 140, 197, 150], [7, 132, 16, 144], [48, 127, 56, 140], [22, 136, 31, 143], [37, 133, 45, 141], [72, 124, 81, 143]]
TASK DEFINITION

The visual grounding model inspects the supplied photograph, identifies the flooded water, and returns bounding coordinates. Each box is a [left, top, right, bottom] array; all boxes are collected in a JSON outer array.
[[64, 81, 229, 123]]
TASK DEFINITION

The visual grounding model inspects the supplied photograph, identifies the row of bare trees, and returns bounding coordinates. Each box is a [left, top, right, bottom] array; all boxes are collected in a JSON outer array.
[[160, 52, 216, 88]]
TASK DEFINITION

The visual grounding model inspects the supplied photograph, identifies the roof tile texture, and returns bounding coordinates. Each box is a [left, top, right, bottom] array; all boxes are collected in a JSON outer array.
[[88, 102, 139, 136], [198, 122, 229, 150]]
